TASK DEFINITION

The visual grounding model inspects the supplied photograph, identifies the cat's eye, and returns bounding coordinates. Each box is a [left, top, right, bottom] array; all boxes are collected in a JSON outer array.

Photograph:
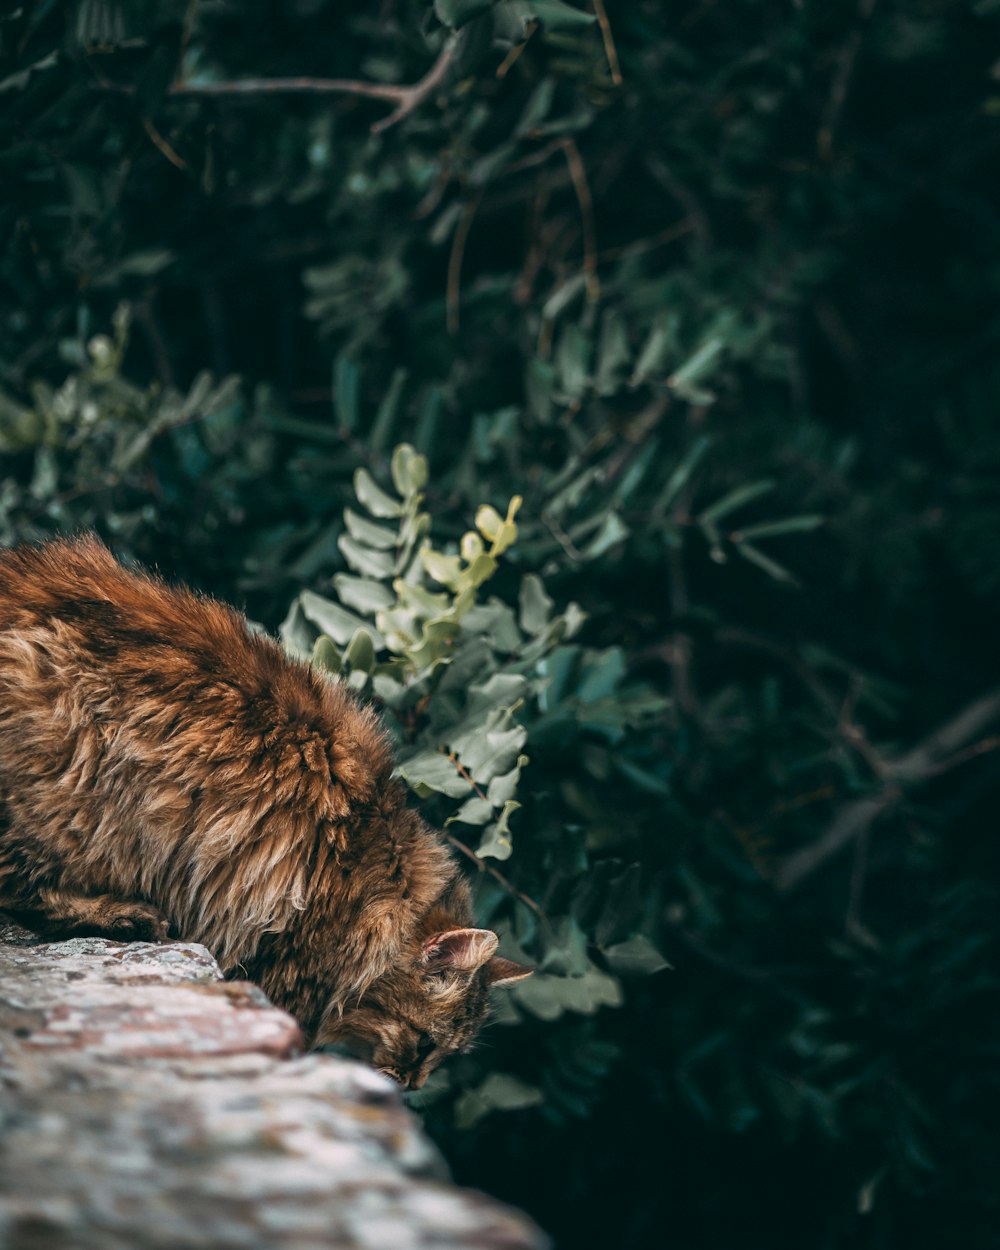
[[415, 1034, 436, 1062]]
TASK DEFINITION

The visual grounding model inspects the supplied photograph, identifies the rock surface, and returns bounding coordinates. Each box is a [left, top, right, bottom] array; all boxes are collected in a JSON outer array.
[[0, 918, 545, 1250]]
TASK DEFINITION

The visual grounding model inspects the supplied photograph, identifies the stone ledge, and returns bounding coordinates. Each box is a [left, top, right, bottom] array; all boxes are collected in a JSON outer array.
[[0, 918, 546, 1250]]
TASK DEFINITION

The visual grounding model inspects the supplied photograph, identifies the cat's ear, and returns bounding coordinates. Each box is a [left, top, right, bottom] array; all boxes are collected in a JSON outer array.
[[486, 956, 534, 987], [423, 928, 499, 972]]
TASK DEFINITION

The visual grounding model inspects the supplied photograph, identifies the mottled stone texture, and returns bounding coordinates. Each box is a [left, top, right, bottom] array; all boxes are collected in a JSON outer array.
[[0, 919, 545, 1250]]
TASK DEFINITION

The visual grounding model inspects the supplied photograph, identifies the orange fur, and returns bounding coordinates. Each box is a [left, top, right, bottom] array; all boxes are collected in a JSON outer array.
[[0, 536, 530, 1086]]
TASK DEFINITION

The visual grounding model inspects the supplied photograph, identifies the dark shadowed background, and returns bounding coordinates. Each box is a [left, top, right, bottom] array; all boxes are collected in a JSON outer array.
[[2, 2, 1000, 1247]]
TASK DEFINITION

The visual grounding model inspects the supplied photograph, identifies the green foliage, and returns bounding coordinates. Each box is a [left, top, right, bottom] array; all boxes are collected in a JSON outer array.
[[283, 443, 590, 865], [0, 305, 271, 576], [283, 444, 663, 1135], [3, 2, 1000, 1248]]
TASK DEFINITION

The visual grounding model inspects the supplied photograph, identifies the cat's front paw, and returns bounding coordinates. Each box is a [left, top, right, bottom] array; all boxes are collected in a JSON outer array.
[[104, 899, 171, 943]]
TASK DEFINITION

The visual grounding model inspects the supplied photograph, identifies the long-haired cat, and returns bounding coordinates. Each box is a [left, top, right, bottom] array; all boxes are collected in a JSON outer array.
[[0, 536, 530, 1088]]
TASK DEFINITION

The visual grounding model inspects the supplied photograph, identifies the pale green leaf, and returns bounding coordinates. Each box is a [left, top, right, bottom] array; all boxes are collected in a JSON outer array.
[[737, 541, 798, 585], [448, 796, 494, 826], [476, 799, 520, 860], [451, 715, 527, 783], [699, 479, 775, 525], [354, 466, 402, 518], [454, 1073, 543, 1130], [530, 1, 597, 31], [653, 436, 711, 514], [343, 627, 376, 674], [732, 514, 824, 541], [391, 443, 428, 496], [343, 508, 398, 550], [339, 534, 395, 578], [461, 530, 485, 562], [487, 753, 529, 805], [299, 589, 385, 648], [311, 635, 342, 673], [519, 574, 553, 634], [421, 547, 464, 590], [601, 935, 672, 976], [279, 599, 315, 659], [396, 750, 471, 798], [476, 504, 504, 541], [332, 574, 394, 614], [580, 511, 628, 559]]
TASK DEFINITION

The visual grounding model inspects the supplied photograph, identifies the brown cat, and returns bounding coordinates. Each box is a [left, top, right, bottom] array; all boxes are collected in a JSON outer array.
[[0, 536, 530, 1088]]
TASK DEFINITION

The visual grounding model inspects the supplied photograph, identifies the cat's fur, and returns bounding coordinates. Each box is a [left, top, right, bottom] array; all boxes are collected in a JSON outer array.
[[0, 536, 530, 1087]]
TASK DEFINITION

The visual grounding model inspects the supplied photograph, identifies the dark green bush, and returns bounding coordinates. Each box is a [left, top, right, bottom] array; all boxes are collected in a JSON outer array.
[[3, 2, 1000, 1246]]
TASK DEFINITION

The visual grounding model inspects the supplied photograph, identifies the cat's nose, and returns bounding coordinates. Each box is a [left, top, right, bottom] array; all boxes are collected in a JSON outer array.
[[406, 1070, 429, 1091]]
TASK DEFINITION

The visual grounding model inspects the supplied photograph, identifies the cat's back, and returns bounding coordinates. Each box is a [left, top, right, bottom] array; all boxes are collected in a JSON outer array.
[[0, 535, 395, 804], [0, 538, 428, 976], [0, 534, 251, 669]]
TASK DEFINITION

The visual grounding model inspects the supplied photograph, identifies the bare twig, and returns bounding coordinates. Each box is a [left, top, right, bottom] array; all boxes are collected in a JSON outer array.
[[591, 0, 622, 86], [446, 753, 489, 804], [887, 688, 1000, 781], [775, 791, 898, 893], [504, 139, 563, 177], [595, 218, 693, 262], [496, 20, 538, 79], [446, 193, 482, 335], [444, 832, 546, 920], [924, 734, 1000, 778], [441, 753, 546, 918], [543, 514, 585, 562], [515, 186, 554, 304], [559, 137, 600, 301], [133, 35, 461, 135], [140, 117, 187, 171]]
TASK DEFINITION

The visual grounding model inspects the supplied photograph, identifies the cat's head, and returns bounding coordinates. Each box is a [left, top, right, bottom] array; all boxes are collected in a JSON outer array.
[[317, 927, 532, 1089]]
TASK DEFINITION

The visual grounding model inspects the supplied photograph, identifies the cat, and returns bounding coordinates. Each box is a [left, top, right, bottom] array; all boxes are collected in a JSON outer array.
[[0, 535, 530, 1088]]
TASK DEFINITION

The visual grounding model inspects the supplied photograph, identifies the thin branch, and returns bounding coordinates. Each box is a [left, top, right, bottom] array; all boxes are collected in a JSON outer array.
[[924, 734, 1000, 778], [504, 139, 563, 176], [140, 117, 187, 171], [135, 35, 461, 135], [775, 791, 899, 893], [441, 753, 546, 918], [887, 688, 1000, 781], [591, 0, 622, 86], [447, 753, 491, 806], [446, 193, 482, 335], [543, 514, 585, 563], [559, 137, 600, 302], [496, 20, 538, 79], [595, 218, 693, 262], [444, 832, 546, 920]]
